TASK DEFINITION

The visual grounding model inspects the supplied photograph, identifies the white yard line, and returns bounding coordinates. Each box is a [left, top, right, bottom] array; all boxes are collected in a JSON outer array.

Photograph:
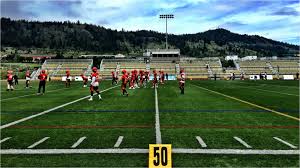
[[155, 87, 162, 144], [0, 148, 299, 155], [71, 137, 86, 148], [0, 88, 66, 101], [0, 85, 119, 130], [196, 136, 207, 148], [234, 137, 252, 148], [27, 137, 50, 149], [114, 136, 124, 148], [273, 137, 298, 149], [0, 137, 11, 144]]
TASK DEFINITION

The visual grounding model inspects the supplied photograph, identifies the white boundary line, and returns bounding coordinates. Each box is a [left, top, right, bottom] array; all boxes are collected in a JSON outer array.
[[0, 148, 299, 155], [0, 85, 119, 130], [0, 88, 67, 102], [234, 137, 252, 148], [27, 137, 50, 149], [273, 137, 298, 149], [155, 87, 162, 144], [71, 137, 86, 148], [0, 137, 11, 144], [196, 136, 207, 148], [114, 136, 124, 148]]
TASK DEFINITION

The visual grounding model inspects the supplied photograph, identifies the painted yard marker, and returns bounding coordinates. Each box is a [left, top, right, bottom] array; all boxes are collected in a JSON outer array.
[[155, 87, 162, 144], [234, 137, 252, 148], [71, 137, 86, 148], [0, 137, 11, 144], [196, 136, 207, 148], [114, 136, 124, 148], [273, 137, 297, 149], [0, 85, 119, 130], [27, 137, 50, 149]]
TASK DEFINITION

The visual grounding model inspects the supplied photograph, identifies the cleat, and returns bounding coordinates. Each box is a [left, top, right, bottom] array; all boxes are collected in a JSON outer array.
[[88, 97, 93, 101]]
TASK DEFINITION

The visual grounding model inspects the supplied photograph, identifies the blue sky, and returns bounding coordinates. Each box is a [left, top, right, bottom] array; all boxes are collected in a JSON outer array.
[[1, 0, 300, 45]]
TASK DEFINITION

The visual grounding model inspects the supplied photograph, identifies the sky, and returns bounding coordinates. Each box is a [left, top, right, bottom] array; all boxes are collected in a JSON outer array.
[[1, 0, 300, 45]]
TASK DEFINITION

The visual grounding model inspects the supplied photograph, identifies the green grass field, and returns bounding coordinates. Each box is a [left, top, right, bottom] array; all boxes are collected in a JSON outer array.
[[0, 79, 299, 167]]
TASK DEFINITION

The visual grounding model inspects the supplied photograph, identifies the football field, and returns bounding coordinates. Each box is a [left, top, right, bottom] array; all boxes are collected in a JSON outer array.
[[0, 80, 299, 167]]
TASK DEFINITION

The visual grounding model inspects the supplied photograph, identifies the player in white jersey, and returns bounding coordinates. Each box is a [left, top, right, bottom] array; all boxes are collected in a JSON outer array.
[[179, 69, 185, 94], [88, 67, 102, 101]]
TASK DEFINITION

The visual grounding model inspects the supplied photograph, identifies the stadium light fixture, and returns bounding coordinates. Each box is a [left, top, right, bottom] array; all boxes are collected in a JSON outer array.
[[159, 14, 174, 49]]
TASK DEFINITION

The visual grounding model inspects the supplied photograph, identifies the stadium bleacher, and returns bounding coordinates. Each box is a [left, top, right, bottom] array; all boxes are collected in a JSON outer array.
[[42, 59, 93, 79], [179, 61, 210, 79], [238, 60, 273, 77]]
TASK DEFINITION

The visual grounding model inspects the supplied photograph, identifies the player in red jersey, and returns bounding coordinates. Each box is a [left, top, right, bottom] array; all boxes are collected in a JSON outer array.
[[88, 67, 102, 101], [37, 70, 47, 95], [134, 70, 139, 88], [111, 71, 117, 85], [6, 70, 14, 91], [179, 69, 185, 94], [65, 69, 71, 87], [152, 70, 158, 88], [129, 70, 135, 89], [80, 74, 88, 87], [139, 70, 144, 87], [121, 69, 129, 96], [25, 70, 32, 88]]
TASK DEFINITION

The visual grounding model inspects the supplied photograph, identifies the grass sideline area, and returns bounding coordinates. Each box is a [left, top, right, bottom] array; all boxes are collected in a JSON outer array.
[[0, 80, 299, 167]]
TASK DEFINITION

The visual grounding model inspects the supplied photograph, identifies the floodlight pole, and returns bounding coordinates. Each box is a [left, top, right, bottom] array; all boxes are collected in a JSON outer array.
[[160, 14, 174, 49]]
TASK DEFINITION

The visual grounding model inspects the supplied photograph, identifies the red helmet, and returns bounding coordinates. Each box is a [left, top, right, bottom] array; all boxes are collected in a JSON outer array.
[[92, 67, 97, 71], [42, 70, 46, 73], [80, 74, 84, 76], [122, 69, 126, 74], [111, 71, 114, 74]]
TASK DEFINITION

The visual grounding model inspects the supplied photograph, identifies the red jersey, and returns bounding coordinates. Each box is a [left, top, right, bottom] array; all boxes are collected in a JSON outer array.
[[122, 74, 128, 84], [66, 71, 70, 77], [38, 73, 47, 81], [7, 74, 13, 81], [26, 71, 30, 77]]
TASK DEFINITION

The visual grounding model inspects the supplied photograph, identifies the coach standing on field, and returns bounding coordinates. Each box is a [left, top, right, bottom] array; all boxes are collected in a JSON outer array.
[[37, 70, 47, 95]]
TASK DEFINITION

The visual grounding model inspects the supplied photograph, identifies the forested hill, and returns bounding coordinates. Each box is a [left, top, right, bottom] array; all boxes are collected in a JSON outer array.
[[1, 17, 298, 57]]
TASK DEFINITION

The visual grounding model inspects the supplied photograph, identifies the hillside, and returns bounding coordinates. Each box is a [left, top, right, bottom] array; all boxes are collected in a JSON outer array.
[[1, 17, 299, 58]]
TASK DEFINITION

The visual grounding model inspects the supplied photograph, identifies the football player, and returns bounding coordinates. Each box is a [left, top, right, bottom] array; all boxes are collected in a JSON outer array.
[[139, 70, 145, 87], [152, 70, 158, 88], [6, 70, 14, 91], [37, 70, 47, 95], [25, 70, 32, 88], [121, 69, 129, 96], [66, 69, 71, 87], [179, 69, 185, 94], [129, 70, 135, 89], [88, 67, 102, 101], [80, 73, 88, 87], [160, 70, 165, 85]]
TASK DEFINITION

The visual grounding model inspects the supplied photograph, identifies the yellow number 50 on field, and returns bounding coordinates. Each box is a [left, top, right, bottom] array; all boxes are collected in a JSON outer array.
[[149, 144, 172, 168]]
